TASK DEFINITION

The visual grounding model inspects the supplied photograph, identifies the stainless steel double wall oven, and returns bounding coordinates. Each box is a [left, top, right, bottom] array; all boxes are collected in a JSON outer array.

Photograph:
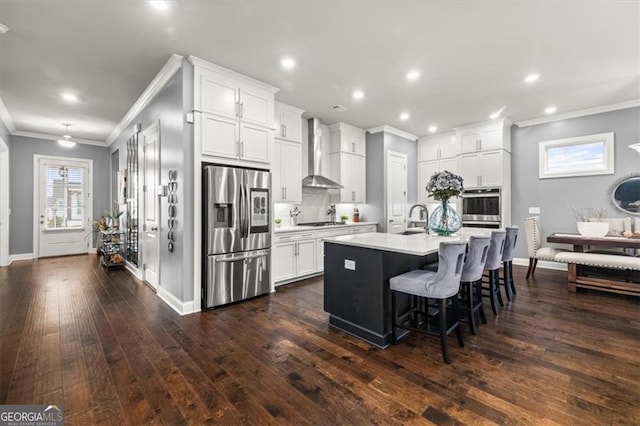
[[461, 188, 502, 228], [203, 165, 271, 309]]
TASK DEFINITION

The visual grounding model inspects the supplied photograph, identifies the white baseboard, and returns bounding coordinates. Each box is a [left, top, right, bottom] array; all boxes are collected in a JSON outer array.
[[157, 285, 197, 316], [88, 247, 97, 254], [513, 257, 568, 271], [8, 253, 34, 263]]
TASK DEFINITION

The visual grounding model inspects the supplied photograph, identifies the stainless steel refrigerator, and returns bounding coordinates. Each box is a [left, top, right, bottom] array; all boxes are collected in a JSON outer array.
[[203, 165, 271, 309]]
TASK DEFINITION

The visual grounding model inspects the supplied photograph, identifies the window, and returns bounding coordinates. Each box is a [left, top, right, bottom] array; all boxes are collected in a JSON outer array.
[[43, 164, 87, 229], [539, 132, 614, 179]]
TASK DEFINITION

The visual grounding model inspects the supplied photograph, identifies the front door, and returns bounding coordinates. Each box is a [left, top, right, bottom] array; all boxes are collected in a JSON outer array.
[[386, 151, 407, 234], [35, 155, 93, 258], [142, 122, 160, 289]]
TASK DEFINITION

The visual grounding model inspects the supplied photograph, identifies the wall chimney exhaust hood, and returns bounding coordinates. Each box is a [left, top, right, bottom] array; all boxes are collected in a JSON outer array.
[[302, 118, 343, 189]]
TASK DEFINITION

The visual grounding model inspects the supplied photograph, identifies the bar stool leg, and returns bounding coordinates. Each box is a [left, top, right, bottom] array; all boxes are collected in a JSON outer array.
[[475, 280, 487, 324], [494, 270, 504, 307], [503, 261, 514, 301], [439, 299, 451, 364], [465, 282, 477, 335], [391, 290, 397, 344], [453, 297, 464, 348], [489, 270, 499, 315], [509, 261, 517, 294]]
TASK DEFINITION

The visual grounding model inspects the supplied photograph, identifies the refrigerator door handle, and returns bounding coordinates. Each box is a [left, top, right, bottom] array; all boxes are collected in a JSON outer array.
[[214, 252, 267, 263], [242, 183, 250, 238]]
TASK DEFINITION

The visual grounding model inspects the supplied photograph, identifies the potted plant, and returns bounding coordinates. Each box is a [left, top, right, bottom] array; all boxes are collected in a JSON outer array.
[[274, 218, 282, 228], [571, 206, 609, 237], [340, 214, 350, 223], [104, 210, 124, 230]]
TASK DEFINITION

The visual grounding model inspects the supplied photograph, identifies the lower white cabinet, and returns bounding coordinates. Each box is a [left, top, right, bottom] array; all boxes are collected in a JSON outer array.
[[273, 233, 316, 285]]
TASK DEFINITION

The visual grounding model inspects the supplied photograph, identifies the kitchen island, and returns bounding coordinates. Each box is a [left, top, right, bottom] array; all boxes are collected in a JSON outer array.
[[322, 229, 492, 348]]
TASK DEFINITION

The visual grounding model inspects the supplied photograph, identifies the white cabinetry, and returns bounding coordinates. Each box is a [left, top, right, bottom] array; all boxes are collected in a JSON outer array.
[[192, 57, 278, 167], [272, 102, 304, 203], [329, 122, 366, 156], [328, 122, 367, 203], [273, 231, 316, 285], [273, 139, 302, 203], [457, 120, 511, 154], [330, 153, 366, 203], [274, 102, 304, 143], [454, 119, 512, 189], [417, 133, 459, 203]]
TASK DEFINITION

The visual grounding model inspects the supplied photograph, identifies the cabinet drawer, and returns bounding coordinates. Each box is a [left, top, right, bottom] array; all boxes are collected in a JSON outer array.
[[316, 228, 351, 239], [351, 225, 376, 234], [274, 231, 317, 243]]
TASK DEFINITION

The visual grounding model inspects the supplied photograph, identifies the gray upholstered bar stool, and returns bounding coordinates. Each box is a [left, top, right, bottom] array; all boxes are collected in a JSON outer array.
[[481, 230, 507, 315], [459, 235, 491, 335], [500, 226, 519, 301], [389, 241, 468, 364]]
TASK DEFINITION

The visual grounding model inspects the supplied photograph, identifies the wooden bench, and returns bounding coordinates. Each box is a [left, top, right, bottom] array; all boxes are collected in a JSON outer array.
[[554, 252, 640, 296]]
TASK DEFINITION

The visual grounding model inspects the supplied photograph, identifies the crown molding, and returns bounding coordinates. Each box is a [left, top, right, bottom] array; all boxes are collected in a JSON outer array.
[[514, 99, 640, 128], [105, 53, 184, 146], [12, 130, 107, 147], [0, 96, 16, 133], [367, 125, 418, 141], [453, 117, 513, 132], [189, 55, 280, 94]]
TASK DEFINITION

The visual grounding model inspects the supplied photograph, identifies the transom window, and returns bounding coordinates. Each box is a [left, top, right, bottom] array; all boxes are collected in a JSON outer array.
[[539, 132, 615, 179]]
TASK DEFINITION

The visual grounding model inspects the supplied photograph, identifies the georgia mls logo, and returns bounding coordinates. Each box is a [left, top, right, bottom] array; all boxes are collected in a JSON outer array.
[[0, 404, 64, 425]]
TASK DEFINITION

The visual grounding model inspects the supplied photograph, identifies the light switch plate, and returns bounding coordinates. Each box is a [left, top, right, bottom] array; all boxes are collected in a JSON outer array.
[[529, 207, 541, 214], [344, 259, 356, 271]]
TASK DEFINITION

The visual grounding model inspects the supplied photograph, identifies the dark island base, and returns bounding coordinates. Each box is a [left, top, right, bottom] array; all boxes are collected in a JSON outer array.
[[323, 242, 437, 348]]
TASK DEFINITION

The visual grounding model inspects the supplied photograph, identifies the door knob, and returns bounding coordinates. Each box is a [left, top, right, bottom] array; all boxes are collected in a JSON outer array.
[[151, 226, 158, 231]]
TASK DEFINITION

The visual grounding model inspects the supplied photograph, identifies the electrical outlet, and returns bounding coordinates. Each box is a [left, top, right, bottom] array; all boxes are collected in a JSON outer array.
[[344, 259, 356, 271], [529, 207, 541, 214]]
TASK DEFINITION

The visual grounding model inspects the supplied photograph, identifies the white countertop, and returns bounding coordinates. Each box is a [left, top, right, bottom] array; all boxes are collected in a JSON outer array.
[[322, 228, 494, 256], [274, 222, 377, 234]]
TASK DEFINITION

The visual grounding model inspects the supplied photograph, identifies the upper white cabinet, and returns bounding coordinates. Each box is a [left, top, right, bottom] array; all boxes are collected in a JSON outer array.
[[417, 157, 459, 203], [418, 132, 458, 161], [459, 151, 509, 188], [274, 102, 304, 143], [191, 56, 279, 167], [329, 122, 366, 156], [330, 153, 366, 203], [273, 139, 302, 203], [456, 119, 511, 154]]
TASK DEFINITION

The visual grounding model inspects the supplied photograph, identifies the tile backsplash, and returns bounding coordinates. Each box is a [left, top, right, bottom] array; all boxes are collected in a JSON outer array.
[[274, 188, 362, 225]]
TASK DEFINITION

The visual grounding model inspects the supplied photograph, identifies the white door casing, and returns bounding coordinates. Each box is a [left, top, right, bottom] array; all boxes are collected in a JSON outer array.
[[142, 122, 160, 289], [0, 137, 9, 266], [34, 155, 93, 258], [386, 151, 407, 234]]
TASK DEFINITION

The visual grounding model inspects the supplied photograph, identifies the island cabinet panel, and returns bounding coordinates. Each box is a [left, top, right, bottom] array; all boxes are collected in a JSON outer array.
[[323, 242, 435, 348]]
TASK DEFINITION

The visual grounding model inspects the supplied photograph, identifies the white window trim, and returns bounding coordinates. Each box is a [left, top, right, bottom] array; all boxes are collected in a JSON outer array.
[[538, 132, 615, 179]]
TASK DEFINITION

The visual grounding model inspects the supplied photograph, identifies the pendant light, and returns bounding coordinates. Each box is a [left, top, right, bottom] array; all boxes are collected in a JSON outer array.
[[58, 123, 76, 148]]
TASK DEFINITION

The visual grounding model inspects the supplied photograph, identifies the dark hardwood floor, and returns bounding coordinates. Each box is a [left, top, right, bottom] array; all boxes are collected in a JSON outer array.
[[1, 255, 639, 425]]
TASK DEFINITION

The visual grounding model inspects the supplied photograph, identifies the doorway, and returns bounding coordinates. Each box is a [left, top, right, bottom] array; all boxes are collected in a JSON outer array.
[[386, 150, 407, 234], [34, 155, 93, 258], [141, 122, 160, 289], [0, 137, 9, 266]]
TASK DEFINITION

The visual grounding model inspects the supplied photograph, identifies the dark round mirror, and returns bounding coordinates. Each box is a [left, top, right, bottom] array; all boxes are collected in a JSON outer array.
[[611, 175, 640, 215]]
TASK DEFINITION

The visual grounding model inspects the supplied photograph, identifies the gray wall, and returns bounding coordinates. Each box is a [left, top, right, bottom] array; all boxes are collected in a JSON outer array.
[[8, 135, 111, 254], [511, 106, 640, 259], [110, 61, 194, 303], [362, 131, 418, 232]]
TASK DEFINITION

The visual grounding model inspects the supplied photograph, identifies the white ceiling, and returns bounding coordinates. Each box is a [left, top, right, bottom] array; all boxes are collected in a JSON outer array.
[[0, 1, 638, 144]]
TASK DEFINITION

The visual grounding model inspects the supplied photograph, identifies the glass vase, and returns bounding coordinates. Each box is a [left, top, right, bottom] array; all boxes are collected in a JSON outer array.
[[429, 198, 461, 236]]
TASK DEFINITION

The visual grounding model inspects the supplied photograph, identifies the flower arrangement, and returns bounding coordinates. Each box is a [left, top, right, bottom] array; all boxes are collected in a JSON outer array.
[[426, 170, 464, 201]]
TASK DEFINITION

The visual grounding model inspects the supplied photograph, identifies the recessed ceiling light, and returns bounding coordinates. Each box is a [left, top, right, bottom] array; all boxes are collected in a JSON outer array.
[[406, 70, 420, 81], [428, 125, 437, 133], [149, 1, 169, 10], [281, 57, 296, 70], [61, 93, 78, 103], [352, 90, 364, 100], [544, 105, 557, 114], [524, 73, 541, 83], [0, 23, 9, 34], [399, 112, 410, 121]]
